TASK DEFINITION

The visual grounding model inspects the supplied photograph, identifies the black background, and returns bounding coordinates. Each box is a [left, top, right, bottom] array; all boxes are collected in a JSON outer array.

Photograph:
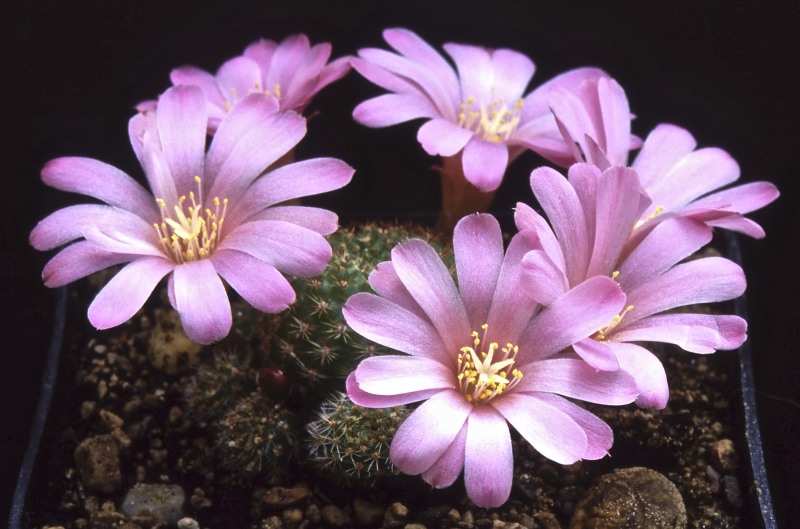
[[3, 0, 798, 525]]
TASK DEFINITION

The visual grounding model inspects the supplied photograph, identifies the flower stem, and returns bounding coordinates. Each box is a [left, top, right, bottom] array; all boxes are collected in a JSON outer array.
[[435, 154, 496, 234]]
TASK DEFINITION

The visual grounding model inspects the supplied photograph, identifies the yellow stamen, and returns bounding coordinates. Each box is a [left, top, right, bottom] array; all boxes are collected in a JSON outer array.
[[458, 97, 523, 142], [456, 324, 523, 405], [153, 177, 228, 264]]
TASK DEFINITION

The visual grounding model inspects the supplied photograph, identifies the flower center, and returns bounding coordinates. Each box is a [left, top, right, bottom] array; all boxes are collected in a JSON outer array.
[[458, 96, 523, 142], [153, 176, 228, 264], [457, 324, 523, 405], [222, 82, 281, 112]]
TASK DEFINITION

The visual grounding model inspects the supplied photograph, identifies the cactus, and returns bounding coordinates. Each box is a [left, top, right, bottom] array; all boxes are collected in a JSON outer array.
[[306, 392, 409, 484], [184, 350, 257, 425], [214, 392, 297, 480], [261, 221, 451, 400]]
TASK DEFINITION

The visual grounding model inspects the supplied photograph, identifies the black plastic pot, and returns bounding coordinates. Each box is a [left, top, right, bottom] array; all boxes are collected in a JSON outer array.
[[9, 233, 778, 529]]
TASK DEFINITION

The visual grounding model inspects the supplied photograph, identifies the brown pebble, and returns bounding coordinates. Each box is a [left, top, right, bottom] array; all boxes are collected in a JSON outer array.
[[282, 508, 304, 529], [73, 435, 122, 495], [710, 439, 739, 473], [352, 498, 384, 526], [262, 486, 311, 508], [533, 512, 561, 529], [569, 467, 687, 529], [321, 505, 350, 527], [384, 502, 409, 528]]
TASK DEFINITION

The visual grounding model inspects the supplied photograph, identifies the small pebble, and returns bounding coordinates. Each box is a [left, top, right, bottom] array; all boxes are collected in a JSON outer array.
[[262, 486, 311, 508], [710, 439, 739, 473], [177, 518, 200, 529], [73, 435, 122, 495], [321, 505, 350, 527], [122, 483, 186, 524]]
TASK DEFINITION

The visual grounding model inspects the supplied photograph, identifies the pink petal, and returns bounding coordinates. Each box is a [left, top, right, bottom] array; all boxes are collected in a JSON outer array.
[[263, 34, 312, 91], [606, 342, 669, 409], [350, 56, 432, 101], [342, 292, 448, 361], [41, 157, 158, 218], [172, 259, 231, 344], [243, 38, 277, 70], [493, 393, 587, 464], [421, 422, 467, 489], [618, 217, 712, 291], [614, 313, 747, 353], [586, 166, 650, 278], [353, 94, 439, 127], [529, 166, 590, 285], [347, 372, 442, 408], [170, 65, 226, 110], [357, 48, 457, 119], [690, 181, 780, 215], [705, 215, 767, 238], [351, 355, 455, 396], [464, 406, 513, 508], [207, 99, 305, 203], [520, 276, 625, 360], [82, 225, 164, 258], [572, 338, 619, 371], [155, 85, 208, 194], [42, 241, 134, 287], [514, 202, 567, 273], [462, 138, 509, 192], [530, 393, 613, 460], [485, 229, 542, 341], [30, 204, 152, 251], [383, 28, 460, 103], [442, 43, 492, 102], [392, 239, 471, 353], [416, 118, 473, 156], [227, 158, 354, 226], [454, 214, 504, 328], [488, 48, 536, 102], [211, 249, 295, 313], [215, 56, 263, 106], [632, 124, 697, 189], [647, 147, 740, 213], [522, 67, 609, 121], [368, 262, 424, 317], [218, 220, 331, 277], [516, 357, 637, 405], [625, 257, 746, 319], [520, 249, 568, 305], [88, 257, 173, 329], [390, 390, 472, 475], [243, 205, 339, 236]]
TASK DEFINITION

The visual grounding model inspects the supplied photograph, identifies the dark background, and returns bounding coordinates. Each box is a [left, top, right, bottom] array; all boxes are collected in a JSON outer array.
[[3, 0, 798, 525]]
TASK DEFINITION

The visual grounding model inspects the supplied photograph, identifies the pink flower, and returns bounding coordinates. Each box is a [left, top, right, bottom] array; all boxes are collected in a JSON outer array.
[[31, 85, 353, 344], [548, 76, 779, 237], [351, 28, 630, 192], [516, 163, 747, 408], [141, 34, 351, 132], [344, 214, 637, 507]]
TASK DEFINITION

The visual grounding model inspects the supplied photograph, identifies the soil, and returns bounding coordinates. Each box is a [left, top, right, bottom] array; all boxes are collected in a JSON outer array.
[[17, 268, 756, 529]]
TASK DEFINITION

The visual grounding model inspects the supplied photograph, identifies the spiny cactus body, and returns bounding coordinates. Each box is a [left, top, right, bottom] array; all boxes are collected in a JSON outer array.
[[265, 221, 451, 399], [306, 392, 409, 484], [184, 350, 256, 424], [215, 392, 297, 480]]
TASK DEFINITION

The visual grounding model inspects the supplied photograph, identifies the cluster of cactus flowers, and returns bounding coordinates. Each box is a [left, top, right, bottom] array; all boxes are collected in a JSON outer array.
[[31, 29, 778, 507]]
